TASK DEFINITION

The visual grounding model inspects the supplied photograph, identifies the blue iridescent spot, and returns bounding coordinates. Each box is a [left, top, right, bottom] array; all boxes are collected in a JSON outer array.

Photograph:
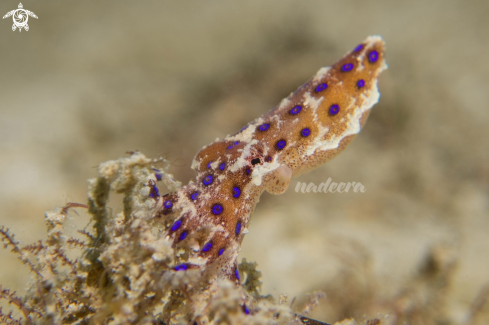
[[245, 167, 251, 175], [190, 192, 199, 201], [341, 63, 354, 72], [290, 105, 302, 115], [240, 125, 249, 132], [243, 306, 250, 315], [179, 231, 188, 241], [354, 44, 363, 52], [218, 248, 225, 256], [203, 174, 213, 186], [235, 268, 240, 281], [164, 200, 172, 209], [315, 83, 328, 93], [207, 161, 212, 169], [202, 242, 212, 252], [368, 50, 379, 63], [266, 156, 272, 162], [153, 169, 162, 181], [276, 140, 286, 150], [232, 186, 241, 198], [329, 104, 340, 115], [235, 221, 241, 235], [150, 184, 159, 198], [212, 203, 223, 215], [171, 220, 182, 232], [357, 79, 365, 88], [258, 123, 270, 131], [219, 162, 226, 171], [174, 264, 188, 271], [301, 128, 311, 137], [227, 141, 240, 149]]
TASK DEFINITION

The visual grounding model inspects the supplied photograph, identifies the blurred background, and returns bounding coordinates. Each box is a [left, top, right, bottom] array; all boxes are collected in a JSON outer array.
[[1, 0, 488, 323]]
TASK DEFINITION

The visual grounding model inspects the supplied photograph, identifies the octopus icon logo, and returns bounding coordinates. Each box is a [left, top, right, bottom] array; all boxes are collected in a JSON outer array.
[[3, 3, 38, 32]]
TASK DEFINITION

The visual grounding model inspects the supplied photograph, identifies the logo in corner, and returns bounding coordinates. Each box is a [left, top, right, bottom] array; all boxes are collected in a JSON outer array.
[[3, 3, 38, 32]]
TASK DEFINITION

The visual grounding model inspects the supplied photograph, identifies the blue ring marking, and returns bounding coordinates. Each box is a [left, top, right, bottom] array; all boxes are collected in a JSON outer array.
[[357, 79, 365, 88], [219, 162, 226, 171], [212, 203, 223, 215], [232, 186, 241, 198], [235, 221, 241, 235], [179, 231, 188, 241], [149, 185, 159, 198], [174, 264, 188, 271], [171, 219, 182, 232], [218, 248, 225, 256], [227, 141, 240, 149], [354, 44, 363, 52], [290, 105, 302, 115], [258, 123, 270, 131], [190, 192, 199, 201], [164, 200, 172, 209], [151, 184, 160, 198], [202, 242, 213, 252], [203, 174, 213, 186], [235, 268, 240, 281], [153, 169, 162, 181], [243, 306, 250, 315], [341, 63, 354, 72], [315, 83, 328, 93], [301, 128, 311, 137], [329, 104, 340, 115], [153, 185, 160, 196], [276, 140, 286, 150], [368, 50, 379, 63]]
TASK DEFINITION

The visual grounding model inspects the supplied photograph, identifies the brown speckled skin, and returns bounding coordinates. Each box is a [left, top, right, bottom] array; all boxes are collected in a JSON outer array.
[[155, 36, 387, 282]]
